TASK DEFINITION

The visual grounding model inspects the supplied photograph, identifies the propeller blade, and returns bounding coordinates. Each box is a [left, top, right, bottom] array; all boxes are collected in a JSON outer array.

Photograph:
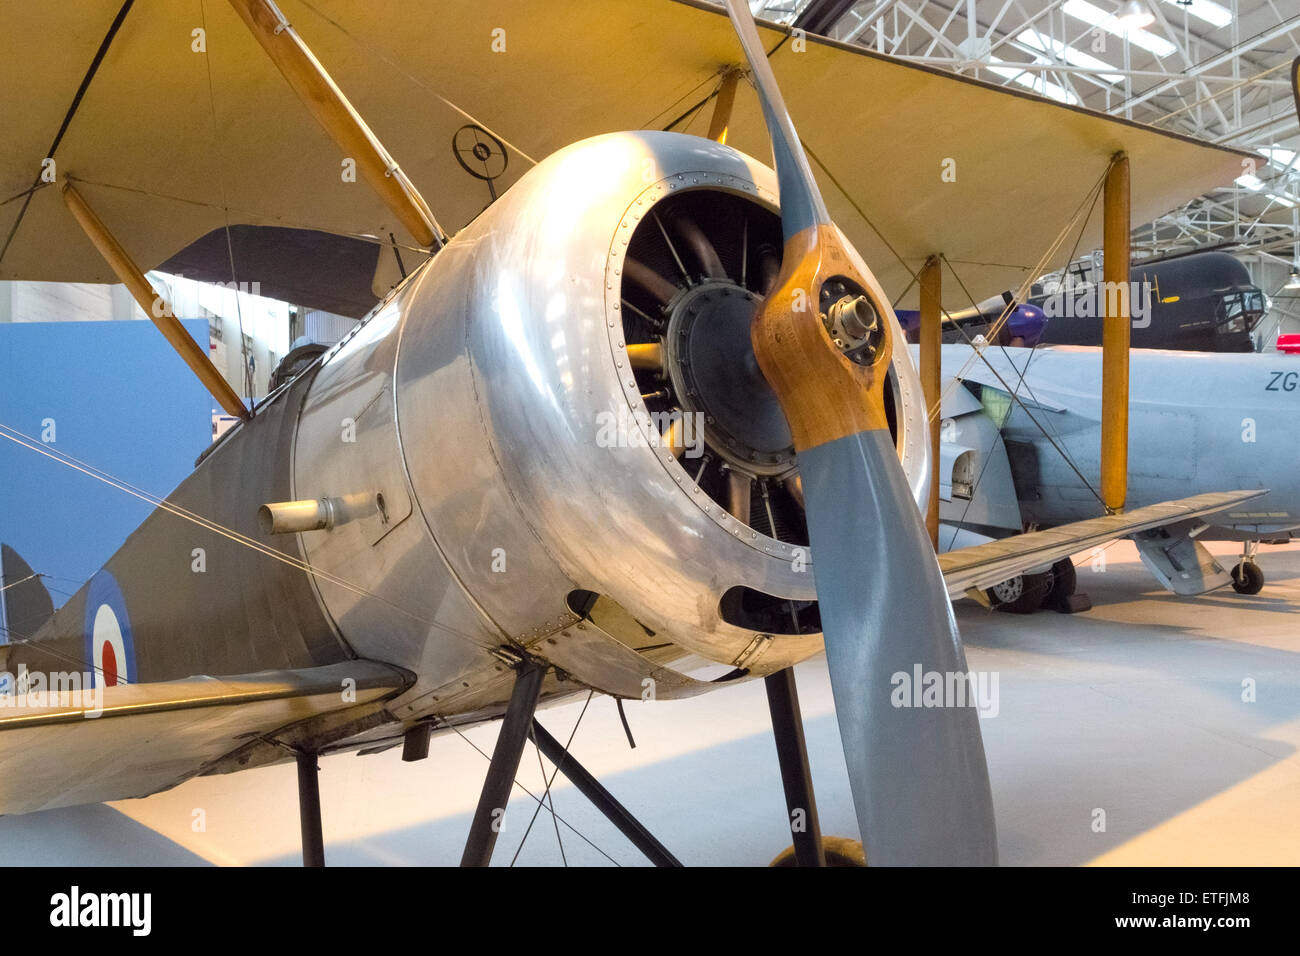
[[722, 0, 997, 864], [723, 0, 830, 241]]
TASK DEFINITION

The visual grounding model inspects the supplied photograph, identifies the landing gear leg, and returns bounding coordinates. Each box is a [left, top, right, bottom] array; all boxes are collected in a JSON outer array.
[[460, 660, 545, 867], [764, 668, 826, 867], [1232, 542, 1264, 595], [296, 750, 325, 867], [530, 719, 682, 867]]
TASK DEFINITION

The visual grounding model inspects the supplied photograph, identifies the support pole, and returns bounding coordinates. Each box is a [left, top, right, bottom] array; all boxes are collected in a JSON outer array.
[[460, 661, 545, 867], [1101, 153, 1130, 513], [764, 669, 825, 867], [227, 0, 445, 249], [707, 69, 742, 145], [530, 719, 682, 868], [61, 181, 249, 420], [296, 751, 325, 867], [919, 255, 942, 549]]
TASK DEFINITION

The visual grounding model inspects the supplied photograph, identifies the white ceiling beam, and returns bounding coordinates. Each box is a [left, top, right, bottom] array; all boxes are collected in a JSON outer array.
[[892, 1, 964, 56], [839, 0, 902, 41], [1114, 13, 1300, 114]]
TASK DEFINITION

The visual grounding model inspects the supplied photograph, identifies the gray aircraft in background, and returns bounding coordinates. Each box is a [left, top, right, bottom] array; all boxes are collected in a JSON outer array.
[[929, 343, 1299, 611]]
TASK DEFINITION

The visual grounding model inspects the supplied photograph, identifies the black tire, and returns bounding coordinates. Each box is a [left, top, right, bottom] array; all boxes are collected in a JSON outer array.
[[987, 571, 1053, 614], [1043, 557, 1077, 608], [769, 836, 866, 867], [1231, 561, 1264, 595]]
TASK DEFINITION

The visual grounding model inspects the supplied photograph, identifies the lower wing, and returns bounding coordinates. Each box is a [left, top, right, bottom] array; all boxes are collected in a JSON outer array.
[[0, 660, 408, 814], [938, 490, 1267, 599]]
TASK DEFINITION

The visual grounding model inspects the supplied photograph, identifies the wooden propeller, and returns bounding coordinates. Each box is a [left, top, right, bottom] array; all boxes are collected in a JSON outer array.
[[724, 0, 997, 865]]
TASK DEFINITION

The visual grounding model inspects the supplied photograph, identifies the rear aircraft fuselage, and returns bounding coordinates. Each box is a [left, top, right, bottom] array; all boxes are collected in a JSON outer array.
[[901, 252, 1264, 353], [939, 344, 1300, 540], [1032, 252, 1263, 353]]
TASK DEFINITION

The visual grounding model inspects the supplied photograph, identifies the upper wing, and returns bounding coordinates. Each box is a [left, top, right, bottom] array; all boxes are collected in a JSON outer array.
[[0, 660, 407, 814], [1, 0, 1250, 310], [938, 490, 1268, 598]]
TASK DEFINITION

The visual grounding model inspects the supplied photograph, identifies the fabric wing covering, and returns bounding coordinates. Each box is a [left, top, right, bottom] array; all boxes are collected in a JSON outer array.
[[0, 0, 1252, 316]]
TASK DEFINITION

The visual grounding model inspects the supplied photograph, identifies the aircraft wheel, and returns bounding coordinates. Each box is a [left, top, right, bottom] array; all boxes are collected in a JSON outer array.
[[1231, 561, 1264, 595], [1043, 558, 1077, 607], [987, 572, 1052, 614], [769, 836, 866, 867]]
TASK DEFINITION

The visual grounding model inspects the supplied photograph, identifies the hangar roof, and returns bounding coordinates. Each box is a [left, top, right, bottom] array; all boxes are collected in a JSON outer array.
[[0, 0, 1252, 310]]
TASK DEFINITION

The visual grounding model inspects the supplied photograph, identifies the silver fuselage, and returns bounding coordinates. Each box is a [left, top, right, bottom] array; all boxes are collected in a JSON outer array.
[[24, 131, 934, 756], [285, 131, 931, 727]]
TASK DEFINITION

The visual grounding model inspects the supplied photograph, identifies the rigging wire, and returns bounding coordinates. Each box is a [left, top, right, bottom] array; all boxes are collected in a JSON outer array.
[[941, 251, 1102, 504], [0, 573, 41, 594], [447, 717, 618, 868], [509, 690, 595, 866], [648, 71, 728, 132], [0, 182, 49, 209], [802, 138, 1099, 402], [658, 33, 791, 134], [805, 140, 1112, 504], [0, 421, 497, 653], [0, 578, 106, 679], [941, 259, 1109, 511], [199, 0, 256, 413], [676, 93, 716, 138], [932, 167, 1111, 417], [296, 0, 539, 166], [61, 175, 433, 259], [534, 738, 569, 866], [0, 0, 137, 266], [0, 622, 116, 685], [937, 167, 1111, 512]]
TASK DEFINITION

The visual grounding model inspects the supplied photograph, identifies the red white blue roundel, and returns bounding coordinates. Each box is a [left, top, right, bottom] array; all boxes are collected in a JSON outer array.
[[83, 571, 136, 688]]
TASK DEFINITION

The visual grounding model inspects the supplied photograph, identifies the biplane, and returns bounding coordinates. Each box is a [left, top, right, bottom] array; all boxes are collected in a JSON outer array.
[[0, 0, 1258, 865]]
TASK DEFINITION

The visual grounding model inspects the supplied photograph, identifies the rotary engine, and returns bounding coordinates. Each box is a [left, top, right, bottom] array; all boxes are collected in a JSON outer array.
[[288, 131, 931, 709]]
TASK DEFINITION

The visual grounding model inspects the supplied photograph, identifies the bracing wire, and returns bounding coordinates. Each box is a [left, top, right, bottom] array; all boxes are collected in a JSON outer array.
[[296, 0, 539, 166], [937, 167, 1112, 510], [510, 690, 595, 866], [61, 175, 433, 259], [805, 141, 1113, 506], [199, 0, 255, 411], [0, 421, 497, 653], [446, 716, 621, 866]]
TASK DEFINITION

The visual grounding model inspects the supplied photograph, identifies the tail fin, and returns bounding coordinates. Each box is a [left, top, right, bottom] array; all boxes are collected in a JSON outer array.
[[0, 544, 54, 643]]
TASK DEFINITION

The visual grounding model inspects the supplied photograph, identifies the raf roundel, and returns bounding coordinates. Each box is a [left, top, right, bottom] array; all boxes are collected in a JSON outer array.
[[83, 571, 137, 688]]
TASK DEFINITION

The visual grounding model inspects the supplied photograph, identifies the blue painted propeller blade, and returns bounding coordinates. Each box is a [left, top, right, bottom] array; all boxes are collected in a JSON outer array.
[[723, 0, 997, 864], [722, 0, 831, 241], [800, 429, 998, 865]]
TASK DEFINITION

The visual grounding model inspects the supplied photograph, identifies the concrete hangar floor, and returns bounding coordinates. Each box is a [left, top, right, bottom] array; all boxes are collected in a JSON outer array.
[[1, 539, 1296, 867]]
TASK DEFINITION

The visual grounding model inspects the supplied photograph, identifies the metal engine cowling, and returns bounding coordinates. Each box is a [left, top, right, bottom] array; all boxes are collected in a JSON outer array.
[[289, 131, 931, 712]]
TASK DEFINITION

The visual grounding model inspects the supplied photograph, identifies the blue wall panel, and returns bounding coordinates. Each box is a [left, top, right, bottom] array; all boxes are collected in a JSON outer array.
[[0, 320, 214, 605]]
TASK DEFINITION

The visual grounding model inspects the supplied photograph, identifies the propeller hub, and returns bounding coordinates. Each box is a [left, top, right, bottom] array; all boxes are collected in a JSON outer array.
[[664, 279, 796, 476], [820, 280, 885, 366]]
